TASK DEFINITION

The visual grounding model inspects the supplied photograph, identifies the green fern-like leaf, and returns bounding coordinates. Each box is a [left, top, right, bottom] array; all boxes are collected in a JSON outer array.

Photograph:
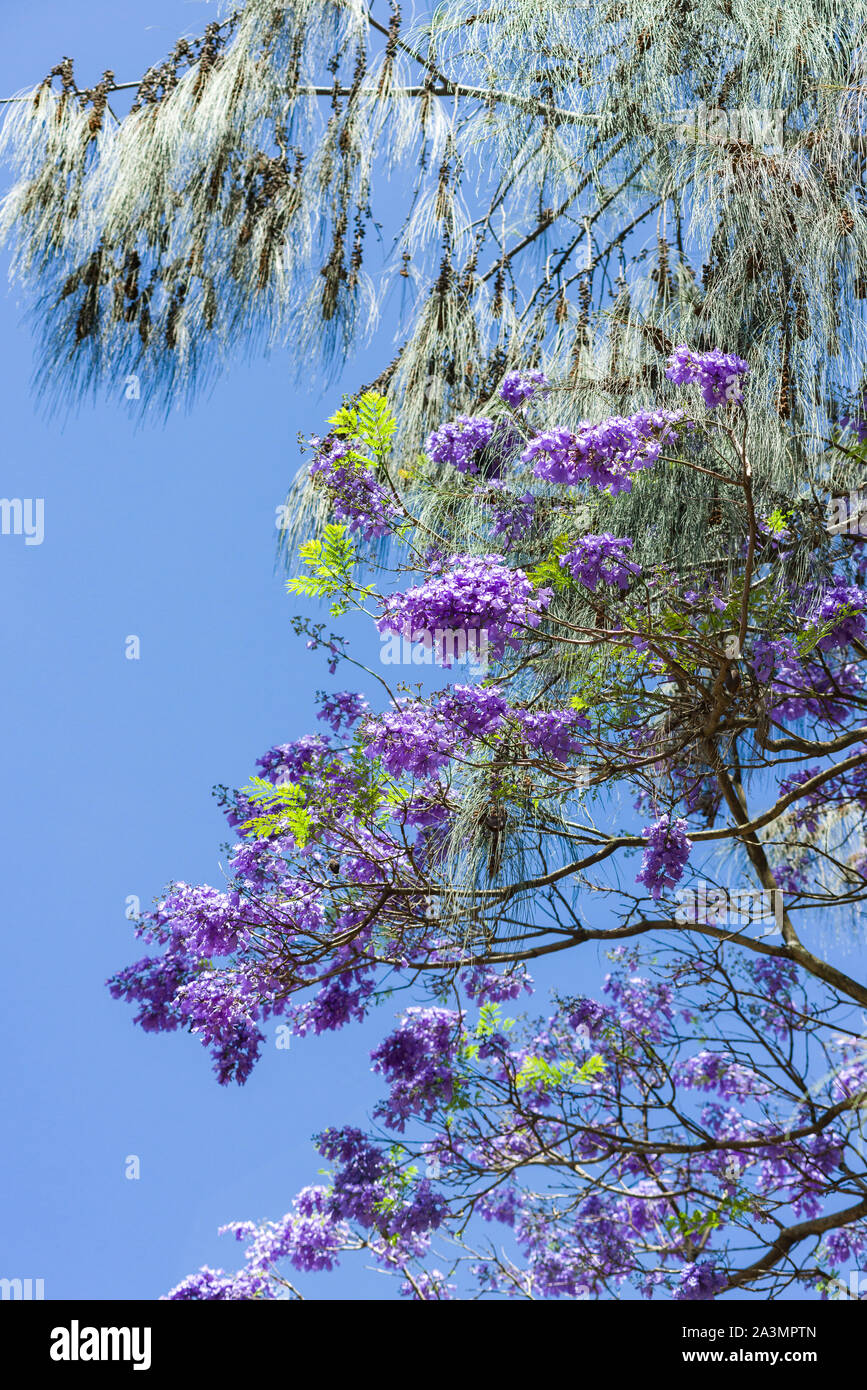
[[287, 524, 366, 614], [240, 776, 312, 847], [326, 391, 396, 464]]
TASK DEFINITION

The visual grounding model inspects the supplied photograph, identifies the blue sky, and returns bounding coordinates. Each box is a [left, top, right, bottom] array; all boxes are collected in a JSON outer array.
[[0, 0, 413, 1300]]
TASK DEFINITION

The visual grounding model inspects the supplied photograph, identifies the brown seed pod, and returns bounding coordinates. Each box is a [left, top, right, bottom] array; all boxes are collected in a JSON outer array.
[[777, 344, 793, 421]]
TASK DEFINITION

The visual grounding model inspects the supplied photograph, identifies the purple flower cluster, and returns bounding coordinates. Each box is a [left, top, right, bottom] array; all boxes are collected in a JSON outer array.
[[603, 964, 674, 1043], [751, 635, 864, 724], [665, 345, 750, 408], [675, 1051, 766, 1099], [499, 369, 549, 407], [439, 683, 509, 736], [164, 1266, 276, 1301], [362, 686, 591, 780], [316, 690, 370, 733], [289, 968, 376, 1037], [809, 582, 867, 651], [392, 783, 449, 829], [253, 1188, 348, 1273], [362, 702, 454, 779], [371, 1007, 458, 1130], [316, 1125, 447, 1256], [515, 707, 590, 760], [106, 954, 191, 1034], [636, 815, 693, 900], [426, 415, 495, 473], [317, 1127, 387, 1227], [255, 734, 331, 784], [377, 554, 551, 663], [150, 883, 257, 957], [309, 438, 400, 539], [560, 534, 642, 592], [476, 481, 537, 550], [175, 969, 275, 1086], [362, 685, 508, 779], [520, 426, 574, 482], [462, 964, 533, 1003], [673, 1260, 727, 1300], [214, 1187, 351, 1277], [522, 410, 685, 494]]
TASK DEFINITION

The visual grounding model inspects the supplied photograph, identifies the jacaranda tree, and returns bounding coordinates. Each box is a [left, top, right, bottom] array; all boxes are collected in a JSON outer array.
[[111, 360, 867, 1300], [3, 1, 867, 1300]]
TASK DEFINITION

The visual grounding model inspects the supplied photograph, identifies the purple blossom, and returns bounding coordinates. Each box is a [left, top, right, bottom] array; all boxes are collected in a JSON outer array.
[[426, 415, 495, 473], [377, 555, 551, 663], [462, 964, 533, 1003], [385, 1180, 448, 1243], [751, 635, 864, 724], [519, 426, 574, 483], [371, 1007, 458, 1130], [106, 953, 191, 1034], [476, 481, 537, 549], [362, 701, 455, 779], [665, 345, 750, 408], [318, 1127, 388, 1227], [309, 437, 400, 539], [291, 972, 376, 1036], [673, 1260, 727, 1300], [560, 534, 642, 592], [175, 969, 274, 1085], [164, 1266, 276, 1301], [316, 1126, 446, 1253], [825, 1226, 867, 1265], [478, 1185, 524, 1226], [272, 1188, 348, 1273], [515, 707, 590, 760], [675, 1051, 768, 1099], [255, 735, 331, 784], [150, 883, 254, 958], [809, 582, 867, 651], [602, 968, 674, 1042], [499, 369, 549, 407], [219, 1187, 350, 1275], [439, 683, 510, 737], [636, 815, 693, 900], [523, 410, 685, 493], [362, 685, 507, 779], [316, 690, 370, 733]]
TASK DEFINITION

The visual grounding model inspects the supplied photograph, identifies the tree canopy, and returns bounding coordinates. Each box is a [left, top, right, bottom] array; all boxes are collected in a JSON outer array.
[[112, 368, 867, 1299]]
